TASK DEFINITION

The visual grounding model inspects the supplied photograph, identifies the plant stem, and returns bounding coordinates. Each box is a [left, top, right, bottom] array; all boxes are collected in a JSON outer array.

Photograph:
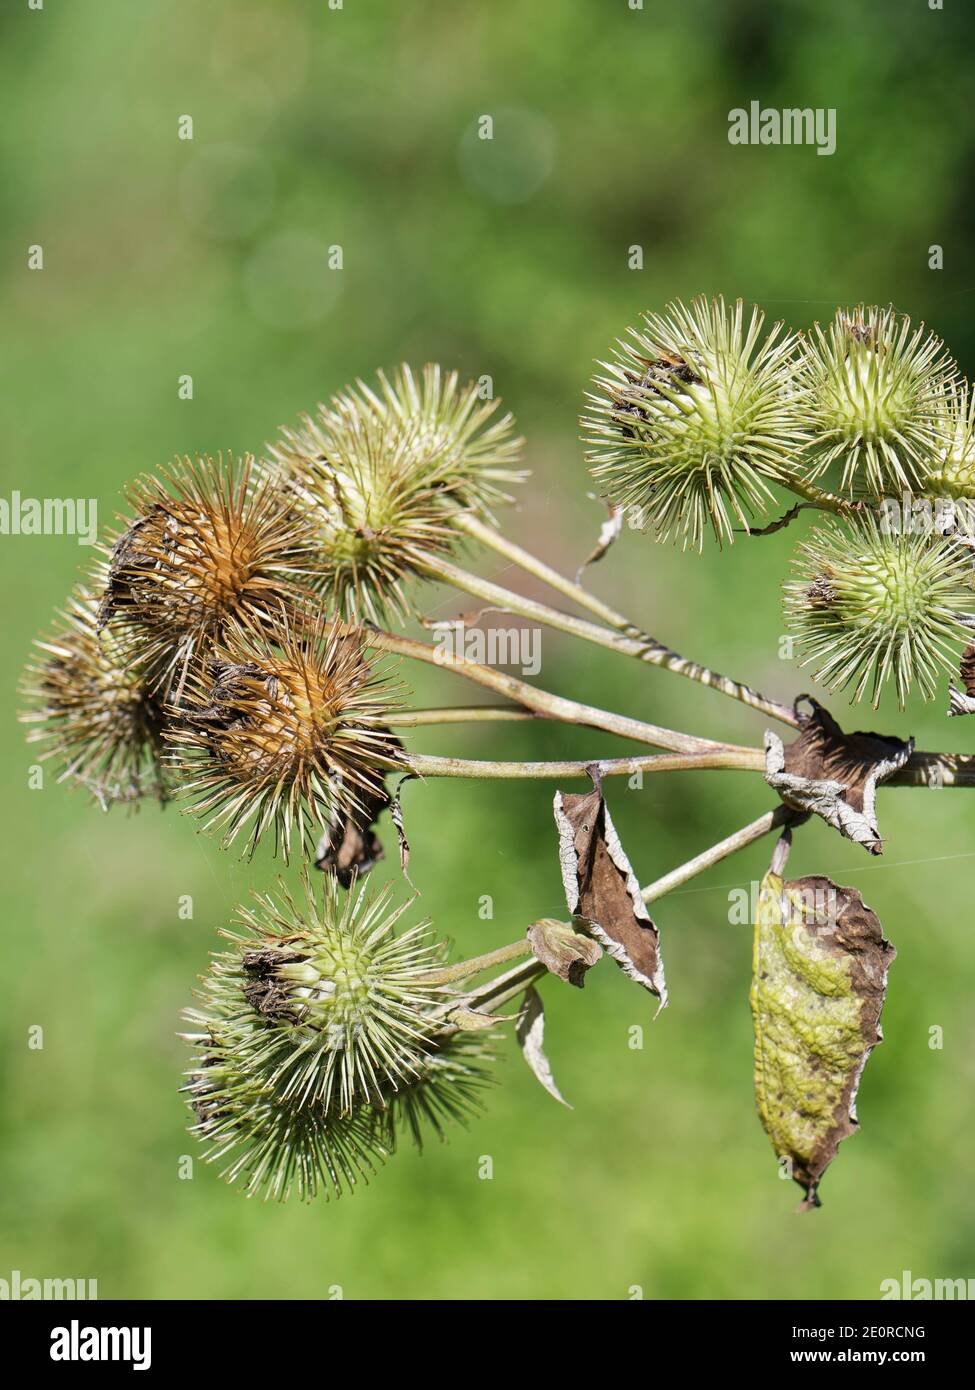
[[384, 705, 538, 727], [453, 512, 800, 727], [892, 751, 975, 788], [466, 958, 548, 1015], [401, 746, 975, 789], [455, 511, 636, 629], [432, 957, 549, 1032], [418, 937, 532, 985], [641, 805, 794, 904], [404, 749, 764, 779], [778, 474, 861, 517], [367, 628, 752, 757]]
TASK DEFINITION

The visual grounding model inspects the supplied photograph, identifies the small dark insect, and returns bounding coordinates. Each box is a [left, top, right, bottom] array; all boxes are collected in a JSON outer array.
[[807, 573, 838, 607], [841, 315, 876, 349]]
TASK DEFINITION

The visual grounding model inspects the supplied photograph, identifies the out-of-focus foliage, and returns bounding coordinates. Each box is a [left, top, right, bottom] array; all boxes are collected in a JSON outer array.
[[3, 0, 975, 1299]]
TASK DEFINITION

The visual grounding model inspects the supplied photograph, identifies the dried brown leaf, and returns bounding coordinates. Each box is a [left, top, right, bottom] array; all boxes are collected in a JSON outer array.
[[764, 699, 912, 855], [527, 918, 603, 988], [575, 501, 623, 583], [948, 643, 975, 716], [553, 777, 667, 1009]]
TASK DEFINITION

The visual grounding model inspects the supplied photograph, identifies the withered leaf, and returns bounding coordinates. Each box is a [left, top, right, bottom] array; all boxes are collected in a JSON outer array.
[[388, 774, 415, 883], [314, 731, 406, 887], [515, 985, 570, 1107], [553, 778, 667, 1010], [751, 869, 895, 1210], [575, 501, 623, 583], [97, 506, 175, 630], [764, 699, 912, 855], [948, 643, 975, 716], [314, 796, 385, 886], [527, 918, 602, 988]]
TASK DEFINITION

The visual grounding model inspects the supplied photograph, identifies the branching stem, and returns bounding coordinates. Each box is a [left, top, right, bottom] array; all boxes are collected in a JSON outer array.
[[641, 805, 794, 904], [404, 749, 764, 779], [384, 705, 537, 727], [418, 937, 532, 985], [417, 530, 799, 727], [368, 627, 751, 757]]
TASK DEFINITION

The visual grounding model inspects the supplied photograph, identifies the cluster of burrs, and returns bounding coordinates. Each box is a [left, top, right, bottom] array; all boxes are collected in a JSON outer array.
[[584, 297, 975, 706], [19, 300, 975, 1205], [21, 366, 538, 1199]]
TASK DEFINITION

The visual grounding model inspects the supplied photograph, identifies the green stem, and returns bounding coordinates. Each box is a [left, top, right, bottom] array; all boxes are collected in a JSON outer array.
[[641, 806, 793, 904], [404, 749, 764, 779], [401, 747, 975, 788], [384, 705, 537, 727], [779, 474, 861, 517], [418, 937, 532, 985], [466, 959, 548, 1015]]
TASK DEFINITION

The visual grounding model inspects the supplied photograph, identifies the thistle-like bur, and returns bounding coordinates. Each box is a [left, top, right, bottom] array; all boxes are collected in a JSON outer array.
[[184, 874, 496, 1201], [918, 385, 975, 501], [20, 587, 170, 808], [794, 305, 957, 498], [266, 363, 525, 622], [582, 296, 805, 548], [96, 455, 320, 699], [784, 517, 975, 707], [169, 612, 404, 858]]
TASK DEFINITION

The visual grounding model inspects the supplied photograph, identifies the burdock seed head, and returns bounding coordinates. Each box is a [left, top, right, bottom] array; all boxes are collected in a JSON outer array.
[[183, 873, 497, 1201], [918, 384, 975, 500], [185, 1047, 391, 1203], [582, 296, 805, 548], [169, 610, 404, 858], [190, 873, 446, 1114], [794, 305, 957, 498], [20, 586, 170, 808], [377, 1028, 496, 1154], [266, 363, 525, 622], [95, 454, 320, 699], [784, 515, 975, 707]]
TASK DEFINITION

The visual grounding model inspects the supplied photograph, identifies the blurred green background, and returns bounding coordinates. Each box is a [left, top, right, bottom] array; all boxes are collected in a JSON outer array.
[[3, 0, 975, 1301]]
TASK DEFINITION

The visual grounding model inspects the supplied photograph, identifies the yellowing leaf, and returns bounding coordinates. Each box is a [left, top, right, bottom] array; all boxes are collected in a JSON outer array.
[[750, 870, 895, 1210]]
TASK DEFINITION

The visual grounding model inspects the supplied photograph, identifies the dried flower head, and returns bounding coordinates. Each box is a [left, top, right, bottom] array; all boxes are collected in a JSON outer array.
[[20, 586, 170, 808], [583, 296, 804, 548], [794, 305, 957, 497], [96, 455, 319, 699], [169, 611, 404, 858], [184, 873, 496, 1200], [266, 364, 525, 622], [784, 516, 975, 707]]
